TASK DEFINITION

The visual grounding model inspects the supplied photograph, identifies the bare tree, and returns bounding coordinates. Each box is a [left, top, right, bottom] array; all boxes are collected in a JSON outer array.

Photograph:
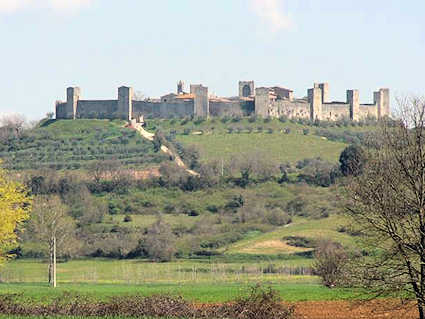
[[0, 114, 27, 138], [133, 91, 145, 101], [144, 217, 176, 262], [347, 96, 425, 318], [46, 112, 55, 120], [28, 196, 77, 287], [313, 240, 348, 288]]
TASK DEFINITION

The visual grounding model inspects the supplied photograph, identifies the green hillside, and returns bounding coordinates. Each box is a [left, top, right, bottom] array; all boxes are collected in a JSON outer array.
[[0, 117, 376, 268], [146, 117, 374, 165], [0, 119, 167, 170], [177, 133, 345, 164]]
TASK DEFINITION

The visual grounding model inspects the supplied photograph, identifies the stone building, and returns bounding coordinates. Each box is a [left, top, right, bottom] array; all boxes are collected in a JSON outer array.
[[55, 81, 389, 121]]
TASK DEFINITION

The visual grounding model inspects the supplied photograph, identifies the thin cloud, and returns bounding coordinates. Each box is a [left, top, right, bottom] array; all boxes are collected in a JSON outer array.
[[0, 0, 30, 13], [0, 0, 94, 13], [48, 0, 94, 11], [250, 0, 293, 32]]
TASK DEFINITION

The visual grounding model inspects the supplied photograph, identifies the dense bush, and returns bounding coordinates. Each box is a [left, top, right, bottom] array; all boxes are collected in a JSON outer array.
[[248, 114, 257, 123], [296, 157, 340, 187], [0, 285, 294, 319], [314, 128, 372, 145], [339, 144, 366, 176], [283, 236, 316, 248]]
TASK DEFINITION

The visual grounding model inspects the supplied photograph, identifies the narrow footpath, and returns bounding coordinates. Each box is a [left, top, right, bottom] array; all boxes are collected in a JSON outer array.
[[132, 122, 199, 177]]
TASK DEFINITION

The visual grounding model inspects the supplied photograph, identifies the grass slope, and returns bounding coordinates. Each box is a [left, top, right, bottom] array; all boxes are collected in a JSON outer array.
[[0, 119, 167, 170], [177, 133, 346, 164], [226, 215, 355, 255], [146, 117, 374, 164]]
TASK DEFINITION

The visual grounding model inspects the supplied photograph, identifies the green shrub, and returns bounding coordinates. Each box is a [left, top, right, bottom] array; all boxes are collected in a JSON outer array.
[[248, 114, 257, 123], [278, 115, 288, 123]]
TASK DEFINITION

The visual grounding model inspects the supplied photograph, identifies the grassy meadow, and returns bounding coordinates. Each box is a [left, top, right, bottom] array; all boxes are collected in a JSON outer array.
[[225, 214, 355, 255], [0, 281, 358, 303], [1, 258, 313, 285], [177, 132, 345, 164], [146, 117, 373, 165]]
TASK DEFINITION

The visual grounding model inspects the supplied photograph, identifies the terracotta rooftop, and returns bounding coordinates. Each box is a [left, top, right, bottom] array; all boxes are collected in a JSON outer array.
[[175, 93, 195, 99]]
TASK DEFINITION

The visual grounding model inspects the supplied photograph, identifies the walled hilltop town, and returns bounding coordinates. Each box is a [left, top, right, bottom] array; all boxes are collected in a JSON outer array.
[[55, 81, 390, 121]]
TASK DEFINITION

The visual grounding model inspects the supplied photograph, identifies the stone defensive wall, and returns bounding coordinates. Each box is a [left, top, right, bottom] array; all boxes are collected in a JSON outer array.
[[55, 81, 389, 121], [254, 83, 390, 121]]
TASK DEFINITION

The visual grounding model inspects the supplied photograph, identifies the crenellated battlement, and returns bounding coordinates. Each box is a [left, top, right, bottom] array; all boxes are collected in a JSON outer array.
[[55, 81, 389, 121], [255, 82, 390, 121]]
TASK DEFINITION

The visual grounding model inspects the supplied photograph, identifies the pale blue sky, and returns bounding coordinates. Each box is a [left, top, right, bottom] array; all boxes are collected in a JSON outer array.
[[1, 0, 424, 119]]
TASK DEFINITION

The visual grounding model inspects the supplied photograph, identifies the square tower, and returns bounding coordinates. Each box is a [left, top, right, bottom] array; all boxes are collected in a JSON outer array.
[[308, 87, 322, 121], [254, 87, 271, 118], [314, 83, 329, 103], [347, 89, 359, 121], [239, 81, 255, 98], [190, 84, 209, 118], [374, 88, 390, 118], [118, 86, 133, 121], [66, 87, 80, 119]]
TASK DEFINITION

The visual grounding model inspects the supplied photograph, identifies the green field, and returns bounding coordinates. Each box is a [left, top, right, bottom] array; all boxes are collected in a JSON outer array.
[[0, 255, 363, 304], [145, 117, 369, 165], [0, 282, 358, 303], [177, 132, 346, 164], [1, 258, 313, 285]]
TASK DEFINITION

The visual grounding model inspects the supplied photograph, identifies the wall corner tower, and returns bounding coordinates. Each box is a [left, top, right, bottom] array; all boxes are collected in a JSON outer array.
[[66, 87, 80, 119], [118, 86, 133, 121]]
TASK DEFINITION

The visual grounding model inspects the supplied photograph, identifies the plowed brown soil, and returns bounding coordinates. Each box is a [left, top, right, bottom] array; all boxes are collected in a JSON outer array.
[[294, 300, 417, 319]]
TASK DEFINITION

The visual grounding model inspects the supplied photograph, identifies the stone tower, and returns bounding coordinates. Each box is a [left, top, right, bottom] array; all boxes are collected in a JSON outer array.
[[255, 87, 270, 118], [177, 80, 185, 95], [239, 81, 255, 98], [308, 87, 322, 121], [374, 88, 390, 118], [315, 83, 329, 103], [66, 87, 80, 119], [118, 86, 133, 120], [347, 89, 360, 121], [190, 84, 209, 118]]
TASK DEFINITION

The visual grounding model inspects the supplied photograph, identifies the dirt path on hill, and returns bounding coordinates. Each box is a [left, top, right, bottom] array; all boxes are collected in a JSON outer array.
[[131, 123, 199, 176]]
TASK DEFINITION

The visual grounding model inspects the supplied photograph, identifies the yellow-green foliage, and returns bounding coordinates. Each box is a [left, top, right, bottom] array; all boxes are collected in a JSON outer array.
[[0, 162, 32, 263]]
